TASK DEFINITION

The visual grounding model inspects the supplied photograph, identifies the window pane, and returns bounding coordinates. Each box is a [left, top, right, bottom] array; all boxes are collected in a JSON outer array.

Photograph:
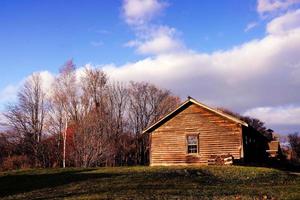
[[187, 135, 198, 154], [188, 145, 198, 153], [187, 135, 197, 145]]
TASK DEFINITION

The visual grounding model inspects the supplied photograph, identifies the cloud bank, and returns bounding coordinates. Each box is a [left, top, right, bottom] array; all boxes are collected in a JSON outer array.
[[106, 0, 300, 132], [244, 106, 300, 125], [1, 0, 300, 133]]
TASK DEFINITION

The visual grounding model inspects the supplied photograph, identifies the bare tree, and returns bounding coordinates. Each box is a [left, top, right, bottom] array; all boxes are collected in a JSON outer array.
[[48, 59, 78, 167], [0, 132, 13, 166], [4, 73, 47, 167], [47, 94, 65, 167], [81, 67, 107, 113], [288, 132, 300, 161], [1, 62, 182, 169], [106, 82, 130, 166], [74, 67, 109, 167], [128, 82, 180, 165]]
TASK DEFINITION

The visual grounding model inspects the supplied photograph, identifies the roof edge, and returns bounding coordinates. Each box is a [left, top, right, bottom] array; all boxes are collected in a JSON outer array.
[[189, 98, 248, 127], [142, 97, 248, 134]]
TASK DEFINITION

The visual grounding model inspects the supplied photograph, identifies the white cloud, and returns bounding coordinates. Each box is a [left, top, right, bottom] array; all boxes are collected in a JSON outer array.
[[122, 0, 167, 25], [244, 22, 258, 32], [244, 106, 300, 125], [122, 0, 182, 55], [0, 84, 20, 107], [257, 0, 300, 15], [126, 26, 184, 55], [0, 67, 92, 112], [266, 9, 300, 34], [137, 34, 181, 54], [104, 10, 300, 112], [0, 71, 55, 112], [39, 71, 55, 92], [22, 71, 55, 99]]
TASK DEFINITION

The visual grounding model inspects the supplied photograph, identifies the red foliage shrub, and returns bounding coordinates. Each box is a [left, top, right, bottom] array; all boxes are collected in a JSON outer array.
[[1, 155, 31, 171]]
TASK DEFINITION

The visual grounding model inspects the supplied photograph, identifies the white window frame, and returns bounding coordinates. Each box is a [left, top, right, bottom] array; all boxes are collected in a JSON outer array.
[[187, 134, 199, 154]]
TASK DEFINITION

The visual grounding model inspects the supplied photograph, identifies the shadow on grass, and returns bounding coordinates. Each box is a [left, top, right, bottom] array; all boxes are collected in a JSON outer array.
[[0, 167, 299, 199], [0, 169, 123, 198], [0, 168, 220, 198]]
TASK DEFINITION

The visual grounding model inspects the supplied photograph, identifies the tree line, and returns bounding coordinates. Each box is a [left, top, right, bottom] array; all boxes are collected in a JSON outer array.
[[0, 60, 180, 169], [0, 60, 299, 170]]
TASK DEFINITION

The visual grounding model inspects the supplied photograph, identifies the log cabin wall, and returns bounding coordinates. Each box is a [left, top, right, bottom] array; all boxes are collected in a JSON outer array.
[[150, 102, 243, 166]]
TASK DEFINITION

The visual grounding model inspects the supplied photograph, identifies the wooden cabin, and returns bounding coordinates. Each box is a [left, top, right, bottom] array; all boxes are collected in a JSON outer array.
[[143, 97, 270, 166]]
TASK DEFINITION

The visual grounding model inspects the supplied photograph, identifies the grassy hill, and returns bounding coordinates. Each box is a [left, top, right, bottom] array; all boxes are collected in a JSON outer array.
[[0, 166, 299, 199]]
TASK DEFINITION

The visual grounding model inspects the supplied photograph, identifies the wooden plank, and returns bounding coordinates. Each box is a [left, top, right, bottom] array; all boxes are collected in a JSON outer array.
[[150, 104, 243, 166]]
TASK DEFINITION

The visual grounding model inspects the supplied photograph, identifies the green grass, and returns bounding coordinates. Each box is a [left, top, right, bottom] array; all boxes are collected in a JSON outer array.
[[0, 166, 299, 199]]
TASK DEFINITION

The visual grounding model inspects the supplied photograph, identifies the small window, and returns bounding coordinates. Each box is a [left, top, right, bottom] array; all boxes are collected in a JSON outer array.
[[187, 135, 198, 154]]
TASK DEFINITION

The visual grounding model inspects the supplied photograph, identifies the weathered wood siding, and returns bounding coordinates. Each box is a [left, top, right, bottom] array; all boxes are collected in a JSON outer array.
[[150, 103, 243, 166]]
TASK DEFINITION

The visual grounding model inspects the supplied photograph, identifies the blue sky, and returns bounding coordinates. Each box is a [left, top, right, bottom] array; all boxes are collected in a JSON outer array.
[[1, 0, 300, 134], [0, 0, 264, 86]]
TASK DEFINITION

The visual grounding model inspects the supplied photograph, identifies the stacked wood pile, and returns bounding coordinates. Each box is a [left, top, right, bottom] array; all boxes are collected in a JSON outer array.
[[208, 154, 233, 165]]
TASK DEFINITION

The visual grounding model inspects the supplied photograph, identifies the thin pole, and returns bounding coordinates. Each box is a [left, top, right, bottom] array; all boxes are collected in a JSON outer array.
[[63, 112, 68, 168]]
